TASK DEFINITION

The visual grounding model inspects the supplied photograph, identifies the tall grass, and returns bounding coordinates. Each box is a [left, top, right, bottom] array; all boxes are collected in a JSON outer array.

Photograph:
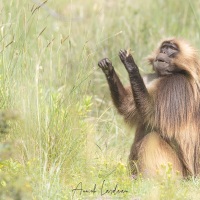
[[0, 0, 200, 199]]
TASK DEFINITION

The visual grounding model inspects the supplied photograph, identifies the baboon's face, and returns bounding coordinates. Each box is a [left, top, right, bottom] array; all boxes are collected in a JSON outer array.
[[153, 41, 181, 76]]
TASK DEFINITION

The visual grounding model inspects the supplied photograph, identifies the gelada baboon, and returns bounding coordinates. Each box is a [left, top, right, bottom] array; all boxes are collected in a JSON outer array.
[[98, 38, 200, 177]]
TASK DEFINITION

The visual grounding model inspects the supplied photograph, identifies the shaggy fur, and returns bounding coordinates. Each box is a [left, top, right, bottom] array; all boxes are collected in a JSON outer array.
[[98, 38, 200, 177]]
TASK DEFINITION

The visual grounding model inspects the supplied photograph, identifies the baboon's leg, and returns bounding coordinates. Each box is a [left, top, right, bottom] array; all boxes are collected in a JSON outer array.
[[130, 132, 184, 177]]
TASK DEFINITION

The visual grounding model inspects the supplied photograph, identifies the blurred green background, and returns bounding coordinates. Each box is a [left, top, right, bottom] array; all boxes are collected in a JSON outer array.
[[0, 0, 200, 199]]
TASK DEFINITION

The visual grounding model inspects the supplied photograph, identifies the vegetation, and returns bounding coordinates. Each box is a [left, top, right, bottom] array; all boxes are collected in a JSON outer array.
[[0, 0, 200, 199]]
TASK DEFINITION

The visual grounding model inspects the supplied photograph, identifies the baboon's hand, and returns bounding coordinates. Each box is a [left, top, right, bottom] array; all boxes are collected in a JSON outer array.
[[98, 58, 113, 75], [119, 49, 137, 73]]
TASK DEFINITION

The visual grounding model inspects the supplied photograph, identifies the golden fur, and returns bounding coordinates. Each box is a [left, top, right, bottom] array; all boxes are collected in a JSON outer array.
[[117, 38, 200, 177]]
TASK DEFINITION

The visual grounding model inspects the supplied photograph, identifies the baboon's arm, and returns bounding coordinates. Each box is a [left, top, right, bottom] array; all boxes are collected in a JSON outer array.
[[98, 58, 138, 124]]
